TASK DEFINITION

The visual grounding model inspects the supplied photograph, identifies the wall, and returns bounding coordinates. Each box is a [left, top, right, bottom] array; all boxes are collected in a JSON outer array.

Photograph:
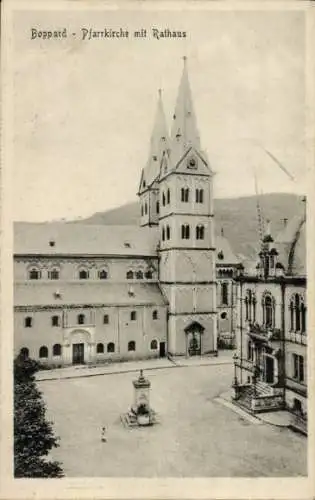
[[14, 256, 159, 282], [14, 304, 167, 365]]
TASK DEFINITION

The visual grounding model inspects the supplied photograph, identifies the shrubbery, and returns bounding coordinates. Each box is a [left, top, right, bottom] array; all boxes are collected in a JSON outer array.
[[14, 354, 63, 478]]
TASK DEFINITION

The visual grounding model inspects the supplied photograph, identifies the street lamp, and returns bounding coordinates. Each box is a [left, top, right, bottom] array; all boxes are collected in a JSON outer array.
[[253, 364, 259, 397], [233, 352, 238, 386]]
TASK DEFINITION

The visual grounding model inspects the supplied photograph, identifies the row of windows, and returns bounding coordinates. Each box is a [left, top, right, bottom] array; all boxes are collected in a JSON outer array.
[[28, 268, 109, 281], [141, 187, 205, 217], [20, 344, 63, 358], [245, 291, 306, 332], [96, 339, 158, 353], [162, 188, 204, 206], [28, 267, 155, 281], [126, 270, 153, 279], [23, 310, 160, 328], [161, 224, 206, 241], [19, 339, 159, 359]]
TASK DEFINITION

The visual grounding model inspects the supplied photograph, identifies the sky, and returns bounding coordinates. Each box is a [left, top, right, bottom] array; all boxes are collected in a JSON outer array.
[[11, 7, 307, 222]]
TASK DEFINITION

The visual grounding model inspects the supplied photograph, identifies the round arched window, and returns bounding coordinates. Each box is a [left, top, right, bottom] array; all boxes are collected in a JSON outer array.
[[96, 343, 104, 354], [150, 339, 158, 350], [107, 342, 115, 353], [39, 346, 48, 358]]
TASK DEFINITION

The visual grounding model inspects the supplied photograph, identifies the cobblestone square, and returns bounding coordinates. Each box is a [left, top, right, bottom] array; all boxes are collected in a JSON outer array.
[[39, 363, 307, 477]]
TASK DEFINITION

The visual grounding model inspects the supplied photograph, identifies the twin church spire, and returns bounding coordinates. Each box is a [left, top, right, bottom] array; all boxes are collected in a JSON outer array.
[[139, 58, 202, 192], [171, 57, 201, 161]]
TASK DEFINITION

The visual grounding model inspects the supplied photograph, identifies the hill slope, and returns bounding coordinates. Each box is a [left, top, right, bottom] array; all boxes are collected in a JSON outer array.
[[74, 193, 303, 258]]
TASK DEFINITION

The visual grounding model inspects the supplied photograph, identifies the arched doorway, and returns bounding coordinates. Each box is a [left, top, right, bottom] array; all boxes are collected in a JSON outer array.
[[185, 321, 205, 356], [68, 329, 92, 365]]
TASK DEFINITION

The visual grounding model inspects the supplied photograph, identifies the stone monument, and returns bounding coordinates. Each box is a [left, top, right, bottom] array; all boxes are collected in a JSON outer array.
[[121, 370, 158, 427]]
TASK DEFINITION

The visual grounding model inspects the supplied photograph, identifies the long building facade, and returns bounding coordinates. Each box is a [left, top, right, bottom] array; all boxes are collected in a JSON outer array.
[[14, 61, 241, 366], [232, 203, 307, 434]]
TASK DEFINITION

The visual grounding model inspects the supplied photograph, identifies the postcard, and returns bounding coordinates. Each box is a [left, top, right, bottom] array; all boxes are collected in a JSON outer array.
[[1, 1, 314, 499]]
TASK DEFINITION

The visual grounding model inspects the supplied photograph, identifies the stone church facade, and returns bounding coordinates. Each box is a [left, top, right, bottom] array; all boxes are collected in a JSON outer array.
[[14, 60, 240, 366]]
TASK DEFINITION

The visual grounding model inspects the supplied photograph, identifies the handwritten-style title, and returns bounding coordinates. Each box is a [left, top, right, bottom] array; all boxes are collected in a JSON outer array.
[[30, 27, 187, 41]]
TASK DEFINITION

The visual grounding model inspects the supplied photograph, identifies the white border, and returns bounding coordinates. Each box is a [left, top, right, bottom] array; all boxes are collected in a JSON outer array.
[[1, 1, 314, 499]]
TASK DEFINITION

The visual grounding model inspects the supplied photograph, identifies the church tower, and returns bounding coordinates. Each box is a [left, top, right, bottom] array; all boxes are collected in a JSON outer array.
[[158, 58, 217, 356], [138, 90, 170, 227]]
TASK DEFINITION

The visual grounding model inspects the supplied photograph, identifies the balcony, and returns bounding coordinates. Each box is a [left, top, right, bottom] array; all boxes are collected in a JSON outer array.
[[285, 331, 307, 346], [247, 323, 281, 343]]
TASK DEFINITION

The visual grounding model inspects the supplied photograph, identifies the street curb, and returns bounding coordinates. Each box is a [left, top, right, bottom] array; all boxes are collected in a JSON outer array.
[[214, 397, 263, 425], [218, 392, 295, 430], [36, 359, 233, 382]]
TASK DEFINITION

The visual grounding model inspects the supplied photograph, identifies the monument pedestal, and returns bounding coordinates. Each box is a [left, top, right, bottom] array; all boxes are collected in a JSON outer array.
[[121, 370, 158, 428]]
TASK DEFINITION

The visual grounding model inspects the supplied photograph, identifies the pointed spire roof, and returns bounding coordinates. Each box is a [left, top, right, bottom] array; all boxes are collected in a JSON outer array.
[[170, 57, 201, 164], [140, 89, 170, 190]]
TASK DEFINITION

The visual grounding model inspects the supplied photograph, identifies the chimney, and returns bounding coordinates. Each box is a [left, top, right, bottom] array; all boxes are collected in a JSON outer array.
[[282, 218, 288, 228], [221, 227, 224, 237]]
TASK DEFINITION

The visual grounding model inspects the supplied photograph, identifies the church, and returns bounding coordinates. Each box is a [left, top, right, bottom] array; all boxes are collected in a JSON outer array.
[[14, 59, 241, 366]]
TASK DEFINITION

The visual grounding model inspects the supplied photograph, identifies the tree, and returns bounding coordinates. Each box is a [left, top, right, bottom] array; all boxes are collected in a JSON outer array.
[[14, 354, 63, 478]]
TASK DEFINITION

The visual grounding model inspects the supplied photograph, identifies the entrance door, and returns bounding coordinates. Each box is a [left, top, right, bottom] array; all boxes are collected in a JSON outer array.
[[159, 342, 166, 358], [188, 333, 201, 356], [73, 343, 84, 365], [265, 356, 274, 383]]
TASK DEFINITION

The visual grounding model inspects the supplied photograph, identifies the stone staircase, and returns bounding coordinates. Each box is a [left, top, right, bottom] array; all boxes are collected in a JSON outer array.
[[256, 380, 273, 396], [234, 382, 284, 413], [236, 386, 254, 410]]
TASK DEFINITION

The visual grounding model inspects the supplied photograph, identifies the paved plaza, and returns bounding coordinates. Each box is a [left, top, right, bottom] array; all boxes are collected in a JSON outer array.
[[39, 361, 307, 477]]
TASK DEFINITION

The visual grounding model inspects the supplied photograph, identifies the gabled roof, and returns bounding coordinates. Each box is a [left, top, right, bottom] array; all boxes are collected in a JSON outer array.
[[216, 235, 240, 265], [275, 213, 306, 276], [14, 222, 240, 267], [14, 222, 159, 257]]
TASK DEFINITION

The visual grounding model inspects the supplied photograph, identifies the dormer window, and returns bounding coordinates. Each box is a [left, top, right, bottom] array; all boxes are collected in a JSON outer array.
[[98, 269, 108, 280], [124, 242, 131, 248], [48, 268, 60, 280], [28, 267, 41, 280], [78, 269, 89, 280], [153, 155, 157, 161], [49, 240, 55, 247]]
